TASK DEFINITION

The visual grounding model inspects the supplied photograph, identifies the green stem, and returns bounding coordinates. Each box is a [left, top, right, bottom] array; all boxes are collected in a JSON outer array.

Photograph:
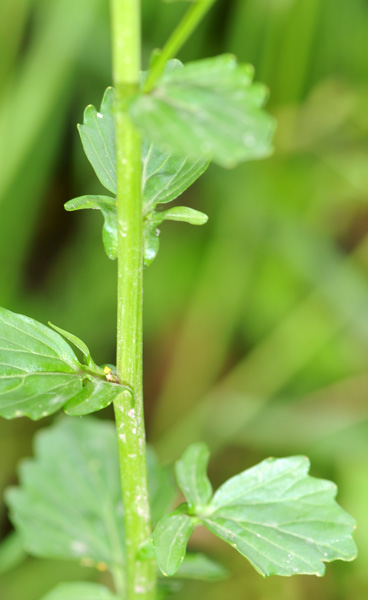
[[110, 1, 156, 599], [143, 0, 217, 92]]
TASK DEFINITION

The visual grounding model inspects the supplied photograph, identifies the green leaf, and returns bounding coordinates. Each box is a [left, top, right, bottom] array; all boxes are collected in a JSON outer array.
[[143, 221, 161, 266], [175, 553, 229, 581], [176, 442, 213, 510], [146, 447, 177, 525], [153, 512, 195, 576], [64, 196, 117, 260], [0, 532, 26, 576], [203, 456, 357, 577], [0, 306, 80, 419], [64, 377, 126, 416], [78, 87, 116, 194], [153, 206, 208, 226], [142, 206, 208, 266], [6, 418, 125, 568], [156, 581, 181, 600], [76, 85, 209, 207], [6, 418, 176, 572], [48, 321, 104, 373], [128, 54, 275, 168], [0, 307, 126, 419], [40, 582, 118, 600], [141, 137, 209, 213], [72, 84, 209, 264]]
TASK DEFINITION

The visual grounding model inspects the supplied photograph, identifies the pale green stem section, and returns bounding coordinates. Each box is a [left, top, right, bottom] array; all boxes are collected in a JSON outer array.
[[143, 0, 217, 92], [110, 1, 156, 599]]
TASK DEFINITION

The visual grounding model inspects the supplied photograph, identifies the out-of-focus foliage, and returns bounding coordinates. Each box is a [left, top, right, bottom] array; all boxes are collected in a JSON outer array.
[[130, 55, 275, 167], [0, 0, 367, 599]]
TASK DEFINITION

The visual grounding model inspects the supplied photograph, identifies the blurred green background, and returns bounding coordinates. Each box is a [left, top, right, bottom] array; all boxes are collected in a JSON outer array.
[[0, 0, 367, 598]]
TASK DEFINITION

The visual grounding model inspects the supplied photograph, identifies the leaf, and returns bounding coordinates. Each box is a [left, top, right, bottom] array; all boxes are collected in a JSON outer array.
[[6, 418, 126, 569], [175, 553, 229, 581], [143, 221, 161, 266], [153, 512, 195, 576], [64, 196, 117, 260], [0, 307, 126, 419], [175, 442, 213, 510], [40, 582, 118, 600], [48, 321, 94, 363], [146, 447, 177, 525], [72, 84, 210, 264], [142, 206, 208, 266], [6, 418, 176, 572], [64, 377, 126, 416], [67, 203, 206, 268], [156, 580, 181, 600], [141, 137, 209, 213], [0, 306, 80, 419], [203, 456, 357, 577], [76, 86, 209, 207], [153, 206, 208, 226], [78, 88, 116, 194], [129, 55, 275, 168], [0, 532, 26, 576]]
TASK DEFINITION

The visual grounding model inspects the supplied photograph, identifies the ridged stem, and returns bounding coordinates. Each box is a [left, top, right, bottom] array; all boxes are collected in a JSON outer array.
[[110, 1, 156, 598]]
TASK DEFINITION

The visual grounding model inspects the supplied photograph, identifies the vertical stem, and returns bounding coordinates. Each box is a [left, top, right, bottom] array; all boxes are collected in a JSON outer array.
[[110, 1, 156, 599]]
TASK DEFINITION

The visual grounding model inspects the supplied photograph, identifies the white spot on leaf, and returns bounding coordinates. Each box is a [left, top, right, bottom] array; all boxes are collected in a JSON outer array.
[[71, 540, 87, 555]]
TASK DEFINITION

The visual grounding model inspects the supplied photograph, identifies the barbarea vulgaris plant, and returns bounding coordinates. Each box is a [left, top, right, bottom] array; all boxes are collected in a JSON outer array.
[[0, 1, 357, 599]]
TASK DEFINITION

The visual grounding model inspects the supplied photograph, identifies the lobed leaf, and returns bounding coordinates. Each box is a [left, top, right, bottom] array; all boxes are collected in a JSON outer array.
[[175, 442, 213, 510], [0, 307, 126, 420], [203, 456, 357, 577], [40, 582, 118, 600], [129, 54, 275, 168], [6, 418, 126, 568], [6, 418, 175, 572], [153, 512, 195, 576], [167, 445, 357, 578]]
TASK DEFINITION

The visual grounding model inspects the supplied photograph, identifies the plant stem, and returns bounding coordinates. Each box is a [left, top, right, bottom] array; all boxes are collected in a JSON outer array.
[[143, 0, 217, 92], [110, 1, 156, 599]]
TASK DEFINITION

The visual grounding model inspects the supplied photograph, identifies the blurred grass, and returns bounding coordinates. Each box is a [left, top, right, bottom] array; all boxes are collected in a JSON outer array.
[[0, 0, 368, 599]]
